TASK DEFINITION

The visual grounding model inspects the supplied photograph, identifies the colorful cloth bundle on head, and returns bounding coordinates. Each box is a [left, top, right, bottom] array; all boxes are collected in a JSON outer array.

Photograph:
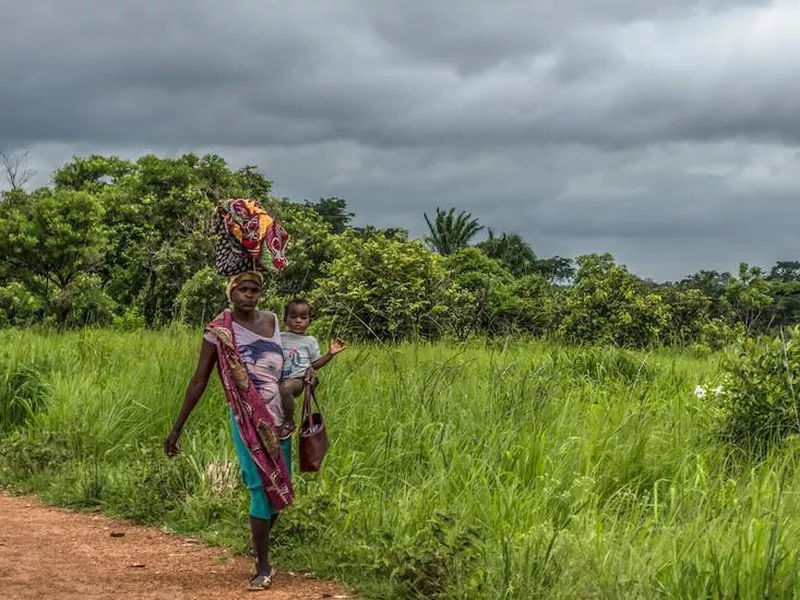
[[213, 199, 290, 277]]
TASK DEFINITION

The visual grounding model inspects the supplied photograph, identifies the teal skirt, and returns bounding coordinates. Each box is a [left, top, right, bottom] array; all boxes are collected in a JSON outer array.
[[229, 410, 292, 520]]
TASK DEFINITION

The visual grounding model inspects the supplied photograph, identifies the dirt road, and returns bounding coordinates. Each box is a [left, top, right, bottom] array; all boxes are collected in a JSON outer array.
[[0, 491, 350, 599]]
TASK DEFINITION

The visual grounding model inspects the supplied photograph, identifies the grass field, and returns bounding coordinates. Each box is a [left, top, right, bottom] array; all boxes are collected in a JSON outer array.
[[2, 327, 800, 598]]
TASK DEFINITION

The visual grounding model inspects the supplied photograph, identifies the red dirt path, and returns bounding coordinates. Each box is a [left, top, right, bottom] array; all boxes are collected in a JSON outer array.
[[0, 491, 351, 599]]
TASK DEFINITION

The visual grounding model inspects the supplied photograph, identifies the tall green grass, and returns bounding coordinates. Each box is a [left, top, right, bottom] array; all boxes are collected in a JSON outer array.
[[1, 328, 800, 598]]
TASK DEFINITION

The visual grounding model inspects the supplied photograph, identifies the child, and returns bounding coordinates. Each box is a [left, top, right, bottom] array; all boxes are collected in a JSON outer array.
[[278, 298, 345, 437]]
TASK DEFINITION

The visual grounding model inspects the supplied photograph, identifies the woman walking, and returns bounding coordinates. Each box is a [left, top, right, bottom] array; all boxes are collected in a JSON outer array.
[[164, 270, 294, 590]]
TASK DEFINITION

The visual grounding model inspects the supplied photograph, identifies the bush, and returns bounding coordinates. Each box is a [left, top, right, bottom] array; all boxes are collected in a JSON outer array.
[[0, 282, 43, 327], [267, 199, 338, 296], [558, 253, 667, 348], [446, 248, 552, 337], [175, 267, 226, 326], [50, 274, 117, 328], [313, 232, 456, 341], [660, 287, 712, 346], [716, 326, 800, 453]]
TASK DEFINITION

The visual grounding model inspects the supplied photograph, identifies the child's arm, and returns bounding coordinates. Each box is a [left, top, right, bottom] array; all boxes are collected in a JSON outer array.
[[311, 338, 346, 370]]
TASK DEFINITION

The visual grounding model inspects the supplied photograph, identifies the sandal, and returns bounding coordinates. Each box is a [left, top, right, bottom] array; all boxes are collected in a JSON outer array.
[[248, 568, 275, 590]]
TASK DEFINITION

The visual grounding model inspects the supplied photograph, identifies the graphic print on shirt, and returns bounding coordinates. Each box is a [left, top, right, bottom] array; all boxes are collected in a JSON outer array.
[[282, 347, 302, 378], [239, 339, 283, 390]]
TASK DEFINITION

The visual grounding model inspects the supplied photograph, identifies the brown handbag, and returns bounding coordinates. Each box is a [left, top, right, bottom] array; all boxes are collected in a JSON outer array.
[[298, 368, 329, 472]]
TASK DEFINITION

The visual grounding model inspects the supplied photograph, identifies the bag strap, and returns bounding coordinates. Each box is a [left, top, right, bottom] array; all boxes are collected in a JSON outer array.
[[301, 367, 322, 420]]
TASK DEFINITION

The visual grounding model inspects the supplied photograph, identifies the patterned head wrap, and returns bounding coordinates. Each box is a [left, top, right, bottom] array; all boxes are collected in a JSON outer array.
[[213, 199, 290, 277], [226, 271, 264, 303]]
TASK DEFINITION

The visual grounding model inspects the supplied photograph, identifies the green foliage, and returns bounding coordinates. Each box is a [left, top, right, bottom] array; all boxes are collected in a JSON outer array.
[[724, 262, 773, 334], [377, 512, 483, 599], [559, 253, 668, 348], [679, 269, 734, 320], [446, 248, 551, 337], [660, 286, 712, 346], [50, 153, 270, 325], [175, 267, 226, 326], [716, 326, 800, 453], [477, 229, 537, 278], [768, 260, 800, 283], [0, 355, 54, 433], [697, 318, 745, 352], [531, 255, 576, 285], [767, 281, 800, 329], [0, 188, 107, 296], [313, 232, 455, 341], [0, 282, 43, 327], [49, 273, 117, 327], [52, 154, 136, 193], [304, 197, 354, 235], [5, 331, 800, 598], [423, 207, 483, 255], [3, 150, 800, 346], [267, 199, 338, 296], [351, 225, 409, 242]]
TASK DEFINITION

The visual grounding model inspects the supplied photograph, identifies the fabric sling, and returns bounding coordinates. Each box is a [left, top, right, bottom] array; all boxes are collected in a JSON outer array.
[[205, 309, 294, 512]]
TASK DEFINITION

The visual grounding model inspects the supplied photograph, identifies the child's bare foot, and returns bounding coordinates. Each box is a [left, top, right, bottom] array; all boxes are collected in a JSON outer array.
[[277, 422, 295, 440]]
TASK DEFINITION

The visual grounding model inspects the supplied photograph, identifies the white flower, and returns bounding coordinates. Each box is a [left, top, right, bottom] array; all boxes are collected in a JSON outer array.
[[694, 385, 706, 399], [713, 385, 724, 396]]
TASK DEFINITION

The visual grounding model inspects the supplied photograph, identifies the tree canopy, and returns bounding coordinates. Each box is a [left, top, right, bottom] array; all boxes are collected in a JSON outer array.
[[0, 151, 797, 349]]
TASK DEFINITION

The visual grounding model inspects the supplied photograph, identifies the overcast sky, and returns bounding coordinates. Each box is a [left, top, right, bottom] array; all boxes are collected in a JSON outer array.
[[2, 0, 799, 282]]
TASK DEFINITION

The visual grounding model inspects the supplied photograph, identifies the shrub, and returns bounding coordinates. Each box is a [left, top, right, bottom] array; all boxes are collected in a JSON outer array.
[[266, 199, 338, 296], [446, 248, 552, 338], [175, 267, 226, 326], [558, 253, 667, 348], [660, 287, 712, 346], [50, 273, 117, 327], [313, 232, 456, 341], [0, 282, 43, 327], [716, 326, 800, 453]]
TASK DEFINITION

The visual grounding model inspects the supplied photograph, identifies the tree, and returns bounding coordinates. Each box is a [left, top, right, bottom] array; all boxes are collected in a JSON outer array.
[[423, 207, 483, 255], [51, 152, 271, 324], [52, 154, 135, 193], [0, 188, 110, 325], [768, 261, 800, 283], [658, 285, 712, 346], [724, 262, 773, 334], [679, 270, 733, 320], [532, 256, 575, 285], [312, 232, 456, 341], [446, 247, 551, 338], [0, 188, 107, 294], [175, 267, 227, 326], [765, 281, 800, 329], [477, 229, 537, 278], [266, 199, 338, 296], [351, 225, 409, 242], [559, 253, 668, 348], [0, 150, 35, 192], [305, 197, 354, 235]]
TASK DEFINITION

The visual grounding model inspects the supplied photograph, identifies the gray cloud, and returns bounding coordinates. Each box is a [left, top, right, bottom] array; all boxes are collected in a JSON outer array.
[[2, 0, 799, 280]]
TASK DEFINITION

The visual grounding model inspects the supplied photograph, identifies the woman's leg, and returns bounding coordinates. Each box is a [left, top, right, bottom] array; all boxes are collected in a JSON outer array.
[[250, 515, 278, 576], [232, 417, 293, 587]]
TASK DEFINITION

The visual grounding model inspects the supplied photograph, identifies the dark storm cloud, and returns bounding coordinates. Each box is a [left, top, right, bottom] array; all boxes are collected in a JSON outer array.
[[2, 0, 799, 279]]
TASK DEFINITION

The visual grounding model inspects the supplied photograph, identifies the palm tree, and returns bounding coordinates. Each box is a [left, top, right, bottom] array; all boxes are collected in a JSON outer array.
[[423, 207, 484, 255]]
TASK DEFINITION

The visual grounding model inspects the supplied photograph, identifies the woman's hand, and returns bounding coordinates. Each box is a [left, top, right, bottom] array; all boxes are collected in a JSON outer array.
[[329, 338, 347, 355], [164, 429, 182, 458]]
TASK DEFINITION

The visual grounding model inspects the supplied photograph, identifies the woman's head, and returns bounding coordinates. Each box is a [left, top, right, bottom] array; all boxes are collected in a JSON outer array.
[[226, 271, 263, 312]]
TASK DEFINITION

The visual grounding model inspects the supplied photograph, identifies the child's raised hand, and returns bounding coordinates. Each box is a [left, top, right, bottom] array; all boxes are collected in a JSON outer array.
[[330, 338, 347, 355]]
